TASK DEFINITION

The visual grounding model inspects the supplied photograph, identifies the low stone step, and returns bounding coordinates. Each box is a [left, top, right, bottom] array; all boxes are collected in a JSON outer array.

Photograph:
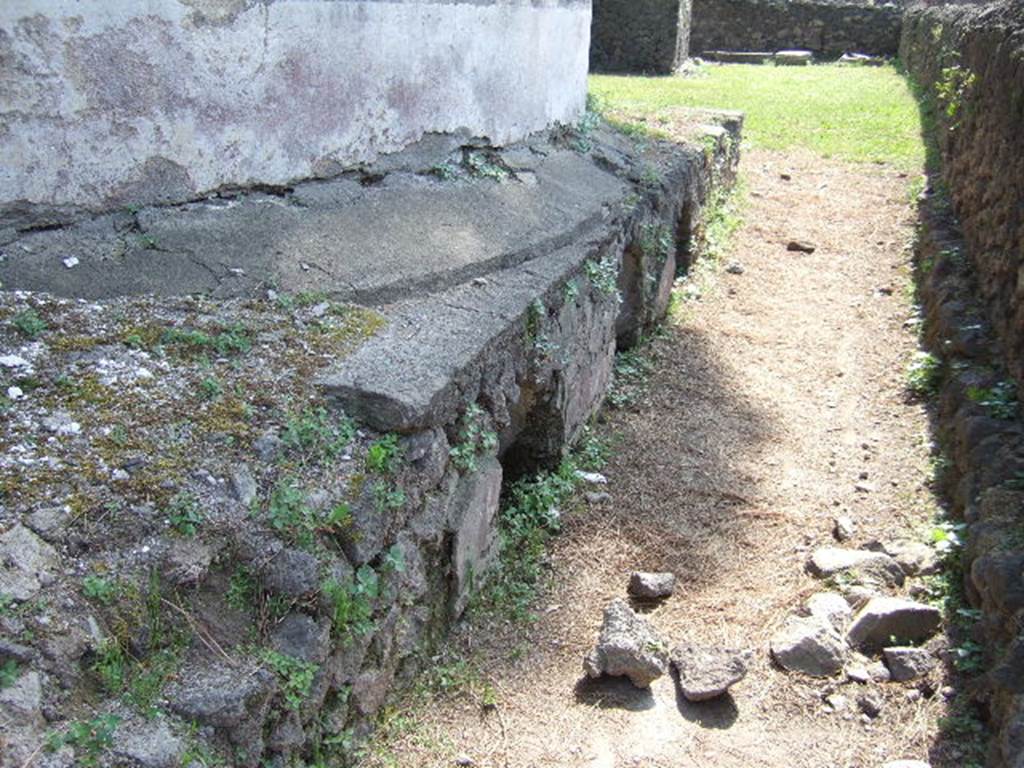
[[775, 50, 814, 66], [701, 51, 774, 64]]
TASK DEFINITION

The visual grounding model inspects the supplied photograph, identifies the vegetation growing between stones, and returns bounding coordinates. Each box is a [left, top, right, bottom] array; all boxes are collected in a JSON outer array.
[[45, 714, 121, 768], [282, 406, 356, 463], [905, 351, 943, 399], [935, 58, 977, 124], [323, 566, 380, 640], [11, 308, 47, 339], [261, 649, 319, 710], [475, 428, 608, 622], [450, 404, 498, 473]]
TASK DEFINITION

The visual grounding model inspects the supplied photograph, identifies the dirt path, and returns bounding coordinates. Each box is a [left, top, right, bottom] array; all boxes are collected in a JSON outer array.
[[368, 148, 950, 768]]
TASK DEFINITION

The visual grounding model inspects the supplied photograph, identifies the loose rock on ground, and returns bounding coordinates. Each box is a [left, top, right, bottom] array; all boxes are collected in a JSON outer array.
[[670, 644, 749, 701], [583, 598, 668, 688], [627, 571, 676, 600], [770, 615, 847, 677]]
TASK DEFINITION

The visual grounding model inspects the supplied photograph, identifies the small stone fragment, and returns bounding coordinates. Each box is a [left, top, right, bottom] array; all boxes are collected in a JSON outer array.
[[627, 571, 676, 600], [229, 463, 258, 507], [725, 262, 745, 275], [883, 646, 936, 682], [670, 643, 748, 701], [41, 410, 81, 436], [0, 670, 43, 719], [867, 660, 891, 683], [825, 693, 849, 712], [857, 691, 883, 718], [807, 592, 853, 630], [846, 663, 870, 684], [25, 507, 70, 541], [575, 470, 608, 485], [585, 491, 611, 504], [786, 239, 816, 253], [846, 597, 942, 650], [260, 548, 320, 598], [111, 717, 185, 768], [0, 354, 31, 370], [842, 585, 876, 610], [0, 525, 60, 601], [833, 516, 856, 542], [880, 541, 939, 577], [770, 615, 847, 677], [807, 548, 904, 588], [583, 598, 668, 688]]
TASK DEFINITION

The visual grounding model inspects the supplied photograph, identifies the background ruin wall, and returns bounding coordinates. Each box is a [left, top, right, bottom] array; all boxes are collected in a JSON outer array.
[[690, 0, 904, 57], [589, 0, 693, 73], [0, 0, 591, 230]]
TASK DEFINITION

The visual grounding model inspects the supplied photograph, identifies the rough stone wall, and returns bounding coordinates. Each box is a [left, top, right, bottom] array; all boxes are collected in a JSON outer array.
[[915, 198, 1024, 768], [901, 4, 1024, 764], [0, 119, 743, 768], [590, 0, 692, 73], [0, 0, 590, 229], [690, 0, 903, 56], [900, 0, 1024, 391]]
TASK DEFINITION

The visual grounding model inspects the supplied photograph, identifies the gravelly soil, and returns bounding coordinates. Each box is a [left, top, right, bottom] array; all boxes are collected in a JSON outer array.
[[365, 148, 960, 768]]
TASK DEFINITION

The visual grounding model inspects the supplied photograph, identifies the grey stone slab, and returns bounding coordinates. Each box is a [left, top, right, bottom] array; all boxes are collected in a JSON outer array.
[[702, 51, 774, 64], [316, 233, 606, 432], [0, 148, 626, 305], [774, 50, 814, 65]]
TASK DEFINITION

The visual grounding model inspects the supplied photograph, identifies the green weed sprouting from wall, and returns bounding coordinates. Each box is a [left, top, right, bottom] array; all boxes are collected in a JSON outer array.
[[449, 404, 498, 473], [935, 58, 977, 124]]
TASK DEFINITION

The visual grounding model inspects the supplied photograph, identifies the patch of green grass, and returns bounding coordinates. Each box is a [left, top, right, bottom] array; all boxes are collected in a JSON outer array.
[[372, 480, 406, 514], [198, 376, 223, 401], [671, 180, 746, 312], [46, 714, 121, 768], [464, 150, 510, 181], [160, 324, 251, 358], [226, 566, 257, 611], [366, 434, 402, 475], [282, 406, 356, 463], [584, 254, 620, 297], [906, 351, 943, 398], [639, 223, 673, 263], [607, 345, 656, 410], [11, 308, 47, 339], [167, 492, 203, 536], [429, 162, 459, 181], [82, 575, 119, 605], [938, 696, 987, 768], [590, 63, 926, 170], [92, 638, 128, 694], [0, 658, 19, 688]]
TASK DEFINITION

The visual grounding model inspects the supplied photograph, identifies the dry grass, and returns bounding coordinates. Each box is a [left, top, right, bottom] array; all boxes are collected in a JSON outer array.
[[363, 146, 959, 767]]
